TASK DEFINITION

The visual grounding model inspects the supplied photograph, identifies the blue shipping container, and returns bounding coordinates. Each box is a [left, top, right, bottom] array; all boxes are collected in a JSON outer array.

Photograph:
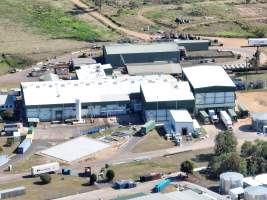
[[17, 139, 32, 154], [153, 179, 171, 193]]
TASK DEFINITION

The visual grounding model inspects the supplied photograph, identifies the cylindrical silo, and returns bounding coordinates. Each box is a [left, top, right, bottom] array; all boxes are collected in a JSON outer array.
[[220, 172, 244, 194], [244, 186, 267, 200], [75, 99, 82, 121], [254, 174, 267, 187]]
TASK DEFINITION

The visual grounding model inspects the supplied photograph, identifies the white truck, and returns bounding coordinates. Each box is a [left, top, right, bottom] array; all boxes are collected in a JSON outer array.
[[208, 110, 219, 123], [31, 162, 60, 176], [220, 111, 233, 131]]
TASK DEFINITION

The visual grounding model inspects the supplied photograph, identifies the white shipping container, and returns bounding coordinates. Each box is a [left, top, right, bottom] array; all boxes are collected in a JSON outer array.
[[31, 162, 60, 176], [248, 38, 267, 46]]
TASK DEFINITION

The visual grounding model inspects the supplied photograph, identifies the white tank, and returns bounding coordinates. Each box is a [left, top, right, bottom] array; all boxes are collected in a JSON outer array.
[[255, 174, 267, 186], [220, 172, 244, 194], [75, 99, 82, 121], [245, 186, 267, 200]]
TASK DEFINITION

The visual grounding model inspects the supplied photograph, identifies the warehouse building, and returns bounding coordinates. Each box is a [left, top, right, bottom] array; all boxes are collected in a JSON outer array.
[[21, 75, 184, 122], [126, 62, 182, 76], [182, 65, 236, 112], [140, 81, 195, 122], [174, 39, 210, 51], [103, 42, 183, 68]]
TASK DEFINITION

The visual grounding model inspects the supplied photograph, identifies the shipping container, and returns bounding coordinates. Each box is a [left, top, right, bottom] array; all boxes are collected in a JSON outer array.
[[31, 162, 60, 176], [114, 179, 136, 189], [248, 38, 267, 46], [140, 173, 161, 182], [227, 109, 238, 122], [199, 110, 210, 124], [238, 103, 249, 118], [17, 138, 31, 154], [140, 120, 155, 135], [0, 186, 26, 199], [153, 179, 171, 193]]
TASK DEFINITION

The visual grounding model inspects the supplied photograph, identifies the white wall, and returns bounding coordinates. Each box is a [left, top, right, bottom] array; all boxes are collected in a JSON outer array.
[[195, 92, 235, 106]]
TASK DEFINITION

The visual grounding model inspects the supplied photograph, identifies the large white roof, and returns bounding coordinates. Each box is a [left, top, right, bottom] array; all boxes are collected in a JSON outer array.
[[141, 81, 194, 102], [76, 64, 108, 81], [41, 136, 109, 162], [182, 65, 235, 89], [169, 109, 193, 122], [22, 75, 177, 106]]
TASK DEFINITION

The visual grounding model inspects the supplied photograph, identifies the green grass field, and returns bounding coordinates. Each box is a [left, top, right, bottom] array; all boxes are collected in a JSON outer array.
[[111, 148, 213, 181], [0, 0, 113, 41]]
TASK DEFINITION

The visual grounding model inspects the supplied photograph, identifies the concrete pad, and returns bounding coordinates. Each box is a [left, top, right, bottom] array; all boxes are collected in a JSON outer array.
[[41, 136, 109, 162]]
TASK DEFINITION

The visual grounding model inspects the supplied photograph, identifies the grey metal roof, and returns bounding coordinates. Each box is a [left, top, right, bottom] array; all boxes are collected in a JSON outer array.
[[126, 62, 182, 75], [104, 42, 182, 55], [252, 112, 267, 121], [245, 186, 267, 196], [220, 172, 244, 181]]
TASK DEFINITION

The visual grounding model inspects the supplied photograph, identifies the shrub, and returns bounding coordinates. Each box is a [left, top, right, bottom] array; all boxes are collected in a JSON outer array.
[[40, 173, 51, 184], [106, 169, 115, 181], [90, 173, 97, 185]]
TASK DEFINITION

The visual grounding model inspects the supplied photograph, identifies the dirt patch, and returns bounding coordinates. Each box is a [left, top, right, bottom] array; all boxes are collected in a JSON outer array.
[[234, 3, 267, 18], [131, 129, 174, 153], [237, 91, 267, 113]]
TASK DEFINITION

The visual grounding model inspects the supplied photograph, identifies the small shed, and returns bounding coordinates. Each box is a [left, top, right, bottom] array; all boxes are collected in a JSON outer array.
[[168, 110, 193, 135]]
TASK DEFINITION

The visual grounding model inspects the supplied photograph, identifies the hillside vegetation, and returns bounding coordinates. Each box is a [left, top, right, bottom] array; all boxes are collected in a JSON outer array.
[[0, 0, 113, 41]]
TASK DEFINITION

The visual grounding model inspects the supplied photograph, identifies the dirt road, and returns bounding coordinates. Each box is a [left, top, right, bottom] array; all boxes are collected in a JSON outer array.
[[71, 0, 153, 41]]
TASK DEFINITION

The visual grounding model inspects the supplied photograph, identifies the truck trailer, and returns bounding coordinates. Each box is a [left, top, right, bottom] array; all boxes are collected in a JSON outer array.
[[31, 162, 60, 176], [17, 138, 32, 154], [220, 111, 233, 131], [199, 110, 210, 124], [153, 179, 171, 193]]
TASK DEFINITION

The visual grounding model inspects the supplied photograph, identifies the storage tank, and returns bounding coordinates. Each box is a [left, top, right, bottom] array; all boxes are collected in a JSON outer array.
[[255, 174, 267, 186], [252, 113, 267, 132], [220, 172, 244, 194], [244, 186, 267, 200]]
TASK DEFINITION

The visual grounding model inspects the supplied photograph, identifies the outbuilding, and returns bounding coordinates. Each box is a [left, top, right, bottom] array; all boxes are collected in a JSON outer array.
[[174, 39, 210, 51], [103, 42, 183, 68], [168, 110, 193, 135], [182, 65, 236, 113]]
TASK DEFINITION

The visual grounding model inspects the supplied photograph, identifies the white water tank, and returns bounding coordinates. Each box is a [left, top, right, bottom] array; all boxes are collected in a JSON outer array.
[[220, 172, 244, 194], [75, 99, 82, 121], [244, 186, 267, 200]]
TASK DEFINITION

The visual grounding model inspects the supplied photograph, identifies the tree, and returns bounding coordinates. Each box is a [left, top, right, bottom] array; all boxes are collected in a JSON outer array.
[[40, 173, 51, 184], [90, 173, 97, 185], [106, 169, 115, 181], [180, 160, 194, 175], [241, 141, 254, 157], [1, 110, 15, 121], [0, 146, 3, 153], [214, 132, 237, 156], [208, 152, 247, 178]]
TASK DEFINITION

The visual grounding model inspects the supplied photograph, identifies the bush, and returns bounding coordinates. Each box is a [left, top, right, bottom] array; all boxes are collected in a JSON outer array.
[[106, 169, 115, 181], [40, 173, 51, 184], [180, 160, 194, 174], [0, 146, 3, 153], [90, 173, 97, 185], [215, 132, 237, 156], [1, 110, 15, 121], [6, 138, 14, 147]]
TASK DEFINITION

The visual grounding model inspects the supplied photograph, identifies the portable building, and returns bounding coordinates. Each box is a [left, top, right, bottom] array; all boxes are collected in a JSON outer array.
[[0, 186, 26, 199], [17, 138, 31, 154], [103, 43, 182, 68], [153, 179, 171, 193], [183, 65, 236, 112]]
